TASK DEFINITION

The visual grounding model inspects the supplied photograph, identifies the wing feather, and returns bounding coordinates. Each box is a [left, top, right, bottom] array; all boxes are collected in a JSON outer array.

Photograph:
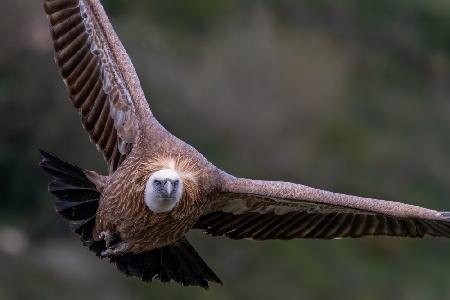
[[44, 0, 151, 173], [195, 176, 450, 239]]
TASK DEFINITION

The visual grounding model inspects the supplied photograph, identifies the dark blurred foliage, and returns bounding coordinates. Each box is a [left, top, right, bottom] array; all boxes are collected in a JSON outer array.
[[1, 0, 450, 299]]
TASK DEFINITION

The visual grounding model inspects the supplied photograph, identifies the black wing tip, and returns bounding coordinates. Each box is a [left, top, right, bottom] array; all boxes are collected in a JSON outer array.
[[38, 148, 62, 160], [39, 148, 99, 242], [38, 148, 58, 166], [38, 148, 87, 177], [38, 148, 47, 155], [38, 148, 50, 162]]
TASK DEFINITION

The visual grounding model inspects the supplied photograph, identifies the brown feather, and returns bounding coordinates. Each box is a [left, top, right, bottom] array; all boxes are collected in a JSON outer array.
[[94, 152, 206, 252], [44, 0, 148, 173], [195, 176, 450, 240]]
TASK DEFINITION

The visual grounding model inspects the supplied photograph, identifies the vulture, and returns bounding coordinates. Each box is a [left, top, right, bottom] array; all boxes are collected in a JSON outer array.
[[40, 0, 450, 289]]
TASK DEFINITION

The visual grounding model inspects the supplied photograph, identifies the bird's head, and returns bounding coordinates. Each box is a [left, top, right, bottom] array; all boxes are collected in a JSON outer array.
[[144, 169, 183, 213]]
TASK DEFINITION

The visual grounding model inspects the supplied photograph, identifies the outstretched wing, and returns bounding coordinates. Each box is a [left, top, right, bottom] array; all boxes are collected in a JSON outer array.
[[44, 0, 152, 173], [195, 176, 450, 239]]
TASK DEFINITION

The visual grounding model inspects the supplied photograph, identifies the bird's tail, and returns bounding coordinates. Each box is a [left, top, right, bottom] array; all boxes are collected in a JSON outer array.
[[39, 149, 222, 288], [110, 238, 222, 288]]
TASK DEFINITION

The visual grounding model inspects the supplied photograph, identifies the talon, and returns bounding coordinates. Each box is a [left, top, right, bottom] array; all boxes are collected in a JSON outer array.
[[99, 230, 119, 248], [100, 241, 130, 257], [100, 248, 113, 257]]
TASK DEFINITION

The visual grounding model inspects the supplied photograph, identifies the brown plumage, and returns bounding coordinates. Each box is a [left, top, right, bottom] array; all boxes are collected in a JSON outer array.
[[40, 0, 450, 289], [93, 153, 205, 253]]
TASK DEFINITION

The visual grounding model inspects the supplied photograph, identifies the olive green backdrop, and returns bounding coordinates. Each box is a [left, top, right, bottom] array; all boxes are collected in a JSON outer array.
[[1, 0, 450, 299]]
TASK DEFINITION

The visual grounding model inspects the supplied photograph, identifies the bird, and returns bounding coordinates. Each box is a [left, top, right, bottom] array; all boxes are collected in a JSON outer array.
[[40, 0, 450, 289]]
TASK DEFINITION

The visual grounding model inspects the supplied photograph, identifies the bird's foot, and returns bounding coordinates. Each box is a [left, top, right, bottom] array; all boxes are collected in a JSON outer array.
[[99, 230, 119, 248], [99, 230, 130, 257], [100, 241, 130, 257]]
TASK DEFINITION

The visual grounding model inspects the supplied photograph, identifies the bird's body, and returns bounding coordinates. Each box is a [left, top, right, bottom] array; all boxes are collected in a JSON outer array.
[[40, 0, 450, 289], [92, 145, 217, 252]]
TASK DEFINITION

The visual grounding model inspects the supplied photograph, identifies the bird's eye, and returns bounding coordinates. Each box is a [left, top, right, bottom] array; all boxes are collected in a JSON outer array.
[[173, 180, 179, 187], [153, 180, 161, 186]]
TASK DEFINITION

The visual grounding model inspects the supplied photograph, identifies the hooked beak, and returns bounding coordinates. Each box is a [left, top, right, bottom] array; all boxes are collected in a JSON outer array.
[[164, 181, 173, 196]]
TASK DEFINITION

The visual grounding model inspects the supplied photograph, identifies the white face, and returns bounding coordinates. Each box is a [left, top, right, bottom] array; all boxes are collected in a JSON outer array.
[[144, 169, 183, 213]]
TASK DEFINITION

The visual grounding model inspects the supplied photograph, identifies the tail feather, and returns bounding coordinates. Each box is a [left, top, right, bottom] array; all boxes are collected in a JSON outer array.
[[110, 238, 222, 289], [39, 149, 222, 288], [175, 239, 222, 285]]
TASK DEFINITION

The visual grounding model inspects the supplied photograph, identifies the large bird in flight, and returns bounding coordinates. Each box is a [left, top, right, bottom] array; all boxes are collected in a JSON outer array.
[[40, 0, 450, 289]]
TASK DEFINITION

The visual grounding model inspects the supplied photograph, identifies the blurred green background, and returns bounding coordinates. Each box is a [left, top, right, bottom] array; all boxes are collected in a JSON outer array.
[[1, 0, 450, 299]]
